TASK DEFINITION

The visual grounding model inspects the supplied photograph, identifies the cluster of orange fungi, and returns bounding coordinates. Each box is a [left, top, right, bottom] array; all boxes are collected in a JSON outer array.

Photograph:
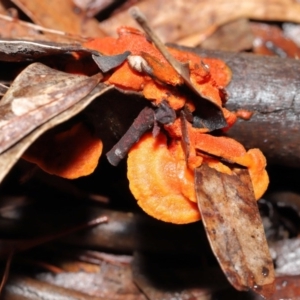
[[24, 27, 269, 224]]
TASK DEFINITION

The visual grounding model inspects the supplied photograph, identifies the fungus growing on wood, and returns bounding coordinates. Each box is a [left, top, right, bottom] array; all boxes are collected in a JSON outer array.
[[127, 129, 269, 224], [23, 122, 102, 179], [23, 26, 268, 226], [127, 132, 200, 224]]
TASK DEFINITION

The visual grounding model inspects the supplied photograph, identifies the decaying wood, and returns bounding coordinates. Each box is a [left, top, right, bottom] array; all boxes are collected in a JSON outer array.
[[106, 101, 176, 166]]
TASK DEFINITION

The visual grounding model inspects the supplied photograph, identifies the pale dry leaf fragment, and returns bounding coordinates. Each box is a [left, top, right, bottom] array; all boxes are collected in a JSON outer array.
[[0, 63, 101, 155], [200, 19, 254, 52], [11, 0, 106, 38], [73, 0, 117, 17], [0, 13, 86, 43], [0, 83, 113, 183], [195, 164, 275, 298]]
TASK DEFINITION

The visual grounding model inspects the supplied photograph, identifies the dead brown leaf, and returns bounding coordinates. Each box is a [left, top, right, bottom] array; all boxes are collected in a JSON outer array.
[[11, 0, 106, 38], [0, 13, 86, 43], [0, 2, 6, 14], [99, 0, 300, 46], [200, 19, 254, 52], [0, 63, 100, 155], [195, 164, 275, 298], [0, 82, 113, 183]]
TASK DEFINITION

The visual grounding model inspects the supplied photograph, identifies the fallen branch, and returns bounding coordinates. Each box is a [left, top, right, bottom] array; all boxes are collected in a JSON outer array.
[[173, 46, 300, 167]]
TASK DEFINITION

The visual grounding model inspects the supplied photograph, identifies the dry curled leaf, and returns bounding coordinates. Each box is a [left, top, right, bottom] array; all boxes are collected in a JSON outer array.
[[0, 83, 113, 183], [11, 0, 106, 38], [0, 62, 100, 155], [0, 13, 85, 43], [195, 164, 275, 298]]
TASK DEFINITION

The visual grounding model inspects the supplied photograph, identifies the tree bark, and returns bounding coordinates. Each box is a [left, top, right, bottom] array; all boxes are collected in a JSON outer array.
[[175, 46, 300, 167]]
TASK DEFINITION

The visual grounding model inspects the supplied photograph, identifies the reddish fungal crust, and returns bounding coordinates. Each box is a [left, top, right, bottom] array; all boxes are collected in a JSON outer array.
[[22, 123, 103, 179], [235, 109, 254, 120], [84, 27, 234, 114]]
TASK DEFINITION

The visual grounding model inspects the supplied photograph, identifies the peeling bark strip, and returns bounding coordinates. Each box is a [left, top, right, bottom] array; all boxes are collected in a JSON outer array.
[[195, 164, 275, 298]]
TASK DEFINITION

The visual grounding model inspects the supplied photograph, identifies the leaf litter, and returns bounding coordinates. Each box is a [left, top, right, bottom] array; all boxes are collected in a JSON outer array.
[[0, 5, 279, 299]]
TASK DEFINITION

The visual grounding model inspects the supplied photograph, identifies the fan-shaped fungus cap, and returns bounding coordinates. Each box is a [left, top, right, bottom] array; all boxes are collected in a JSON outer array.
[[127, 132, 200, 224], [23, 122, 103, 179]]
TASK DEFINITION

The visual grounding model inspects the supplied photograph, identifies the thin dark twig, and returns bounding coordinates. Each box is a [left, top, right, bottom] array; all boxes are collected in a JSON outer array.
[[106, 101, 176, 166], [106, 106, 155, 166]]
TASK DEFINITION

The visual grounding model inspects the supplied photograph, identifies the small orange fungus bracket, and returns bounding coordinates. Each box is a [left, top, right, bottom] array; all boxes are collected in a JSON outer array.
[[23, 122, 103, 179]]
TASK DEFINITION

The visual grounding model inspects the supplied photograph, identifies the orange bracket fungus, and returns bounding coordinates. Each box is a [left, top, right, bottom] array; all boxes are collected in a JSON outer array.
[[83, 10, 270, 225], [21, 8, 274, 296], [23, 122, 103, 179]]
